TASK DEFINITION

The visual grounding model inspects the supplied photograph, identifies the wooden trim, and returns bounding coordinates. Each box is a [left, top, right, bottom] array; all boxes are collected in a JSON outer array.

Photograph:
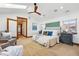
[[20, 24, 22, 35], [17, 16, 28, 38], [73, 43, 79, 46], [16, 20, 18, 39], [7, 18, 18, 39], [7, 18, 17, 21], [7, 18, 9, 32], [17, 16, 27, 20], [22, 34, 27, 38], [26, 36, 32, 38], [26, 20, 28, 37]]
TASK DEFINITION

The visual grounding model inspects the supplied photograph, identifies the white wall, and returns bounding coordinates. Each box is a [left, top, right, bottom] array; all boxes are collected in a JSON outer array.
[[0, 15, 7, 31], [1, 11, 79, 38], [27, 18, 40, 36], [0, 13, 40, 37], [40, 12, 79, 43]]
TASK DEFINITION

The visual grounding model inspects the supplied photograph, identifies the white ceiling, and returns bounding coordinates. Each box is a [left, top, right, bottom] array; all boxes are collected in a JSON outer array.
[[38, 3, 79, 19], [0, 3, 79, 19]]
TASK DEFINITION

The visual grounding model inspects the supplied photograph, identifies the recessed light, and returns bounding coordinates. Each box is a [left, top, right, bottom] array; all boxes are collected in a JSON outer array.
[[43, 15, 45, 16], [60, 6, 64, 9], [65, 10, 70, 13], [54, 9, 58, 12]]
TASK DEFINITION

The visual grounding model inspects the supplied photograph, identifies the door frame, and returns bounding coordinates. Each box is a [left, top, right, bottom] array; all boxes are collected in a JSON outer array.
[[7, 18, 18, 39], [17, 16, 27, 38]]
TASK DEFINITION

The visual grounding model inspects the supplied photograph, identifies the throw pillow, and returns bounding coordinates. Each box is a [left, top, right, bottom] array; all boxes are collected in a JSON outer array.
[[47, 31, 53, 36], [43, 31, 48, 35]]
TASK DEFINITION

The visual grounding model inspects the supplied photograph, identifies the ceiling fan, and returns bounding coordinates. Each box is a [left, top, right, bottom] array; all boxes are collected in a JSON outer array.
[[28, 3, 41, 15]]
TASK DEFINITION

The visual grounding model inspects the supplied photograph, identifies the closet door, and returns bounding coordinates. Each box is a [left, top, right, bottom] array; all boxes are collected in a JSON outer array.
[[8, 19, 18, 38], [22, 21, 27, 37]]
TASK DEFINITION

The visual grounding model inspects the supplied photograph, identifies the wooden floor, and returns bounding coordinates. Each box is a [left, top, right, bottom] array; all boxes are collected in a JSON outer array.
[[17, 36, 79, 56]]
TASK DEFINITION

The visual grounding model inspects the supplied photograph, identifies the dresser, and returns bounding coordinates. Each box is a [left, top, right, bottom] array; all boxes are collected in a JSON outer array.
[[59, 33, 73, 45]]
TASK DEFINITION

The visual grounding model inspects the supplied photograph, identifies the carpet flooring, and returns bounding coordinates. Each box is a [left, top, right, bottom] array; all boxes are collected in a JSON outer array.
[[17, 37, 79, 56]]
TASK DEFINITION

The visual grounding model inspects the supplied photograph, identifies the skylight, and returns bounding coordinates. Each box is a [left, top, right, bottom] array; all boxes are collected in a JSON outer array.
[[0, 4, 27, 9]]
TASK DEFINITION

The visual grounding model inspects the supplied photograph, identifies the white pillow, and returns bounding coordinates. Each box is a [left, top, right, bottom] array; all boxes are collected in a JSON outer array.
[[2, 32, 10, 37], [0, 47, 3, 52], [2, 32, 12, 38], [52, 30, 59, 36]]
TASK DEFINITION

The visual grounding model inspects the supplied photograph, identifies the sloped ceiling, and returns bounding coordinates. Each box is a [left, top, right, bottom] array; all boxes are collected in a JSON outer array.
[[0, 3, 79, 20]]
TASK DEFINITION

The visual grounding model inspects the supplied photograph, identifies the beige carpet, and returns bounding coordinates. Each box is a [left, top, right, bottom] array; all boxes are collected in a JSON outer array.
[[17, 37, 79, 56]]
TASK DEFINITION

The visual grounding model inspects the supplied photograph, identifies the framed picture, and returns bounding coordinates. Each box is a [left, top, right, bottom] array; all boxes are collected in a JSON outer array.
[[32, 23, 37, 31], [62, 19, 77, 34]]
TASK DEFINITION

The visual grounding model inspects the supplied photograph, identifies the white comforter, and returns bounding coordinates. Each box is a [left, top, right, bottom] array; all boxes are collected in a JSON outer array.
[[0, 45, 23, 56], [34, 35, 58, 45]]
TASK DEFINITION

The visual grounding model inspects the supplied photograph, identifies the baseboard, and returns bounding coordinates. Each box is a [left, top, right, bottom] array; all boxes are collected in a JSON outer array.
[[73, 43, 79, 46], [27, 36, 32, 38], [22, 34, 27, 37], [22, 34, 32, 38]]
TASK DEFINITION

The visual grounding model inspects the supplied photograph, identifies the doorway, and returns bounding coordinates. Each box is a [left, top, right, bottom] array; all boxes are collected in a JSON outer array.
[[7, 17, 27, 39], [18, 24, 22, 36], [17, 17, 27, 38]]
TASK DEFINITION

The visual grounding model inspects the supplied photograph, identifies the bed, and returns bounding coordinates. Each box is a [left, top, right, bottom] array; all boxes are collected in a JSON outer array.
[[32, 30, 60, 48]]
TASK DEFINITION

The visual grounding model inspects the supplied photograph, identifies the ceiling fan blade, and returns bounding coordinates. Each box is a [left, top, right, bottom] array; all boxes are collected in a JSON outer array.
[[34, 4, 38, 12], [28, 3, 41, 16], [28, 12, 34, 14], [35, 12, 41, 15]]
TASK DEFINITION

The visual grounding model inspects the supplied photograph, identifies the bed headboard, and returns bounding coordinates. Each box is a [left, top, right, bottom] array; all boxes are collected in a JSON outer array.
[[42, 21, 60, 36], [45, 21, 60, 30]]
